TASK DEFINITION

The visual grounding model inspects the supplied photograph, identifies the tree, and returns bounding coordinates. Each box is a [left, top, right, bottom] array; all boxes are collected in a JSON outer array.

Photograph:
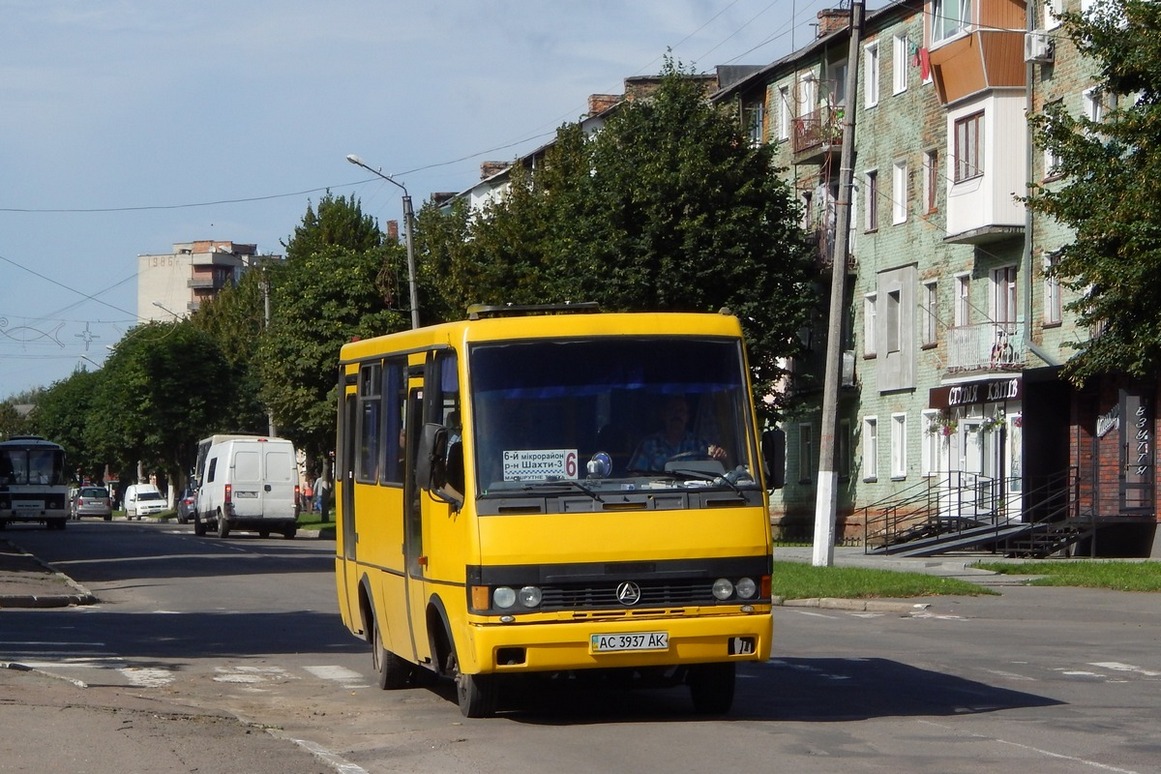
[[28, 368, 105, 481], [416, 59, 816, 414], [257, 194, 407, 462], [189, 268, 269, 433], [1026, 0, 1161, 383], [87, 321, 236, 489]]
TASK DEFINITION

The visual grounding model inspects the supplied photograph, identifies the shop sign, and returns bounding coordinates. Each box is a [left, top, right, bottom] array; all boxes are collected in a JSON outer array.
[[929, 377, 1021, 410]]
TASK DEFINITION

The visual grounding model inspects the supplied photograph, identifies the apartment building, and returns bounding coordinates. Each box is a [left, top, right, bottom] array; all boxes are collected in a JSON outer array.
[[716, 0, 1158, 556], [137, 240, 279, 322]]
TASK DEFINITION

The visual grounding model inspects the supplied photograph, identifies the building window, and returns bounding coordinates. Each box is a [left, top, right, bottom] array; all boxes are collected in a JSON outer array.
[[891, 413, 907, 479], [1045, 0, 1063, 29], [954, 274, 971, 327], [865, 169, 880, 230], [838, 419, 852, 480], [798, 72, 817, 117], [829, 60, 848, 108], [863, 417, 879, 481], [922, 280, 938, 345], [864, 292, 878, 356], [798, 423, 815, 483], [933, 0, 973, 43], [921, 409, 941, 476], [923, 149, 939, 212], [886, 289, 902, 353], [991, 265, 1018, 324], [1044, 252, 1062, 325], [777, 85, 791, 140], [746, 102, 764, 146], [893, 33, 910, 94], [892, 160, 908, 224], [954, 112, 984, 182], [865, 42, 880, 107]]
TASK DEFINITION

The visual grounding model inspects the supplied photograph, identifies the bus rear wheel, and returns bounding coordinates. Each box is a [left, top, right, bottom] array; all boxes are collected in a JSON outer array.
[[372, 622, 412, 690], [688, 662, 735, 715]]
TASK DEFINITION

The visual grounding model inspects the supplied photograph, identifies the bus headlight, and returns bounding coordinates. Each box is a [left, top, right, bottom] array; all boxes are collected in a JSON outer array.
[[735, 577, 758, 599], [712, 578, 735, 600], [518, 586, 543, 608], [493, 586, 517, 609]]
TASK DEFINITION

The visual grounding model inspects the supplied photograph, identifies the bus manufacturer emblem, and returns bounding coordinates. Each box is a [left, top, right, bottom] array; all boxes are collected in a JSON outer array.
[[616, 581, 642, 606]]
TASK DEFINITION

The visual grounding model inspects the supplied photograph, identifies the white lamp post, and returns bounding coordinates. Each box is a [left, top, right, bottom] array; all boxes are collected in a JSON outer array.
[[346, 154, 420, 329]]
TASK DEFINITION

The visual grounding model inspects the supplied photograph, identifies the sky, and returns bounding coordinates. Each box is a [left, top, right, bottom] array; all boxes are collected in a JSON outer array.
[[0, 0, 842, 401]]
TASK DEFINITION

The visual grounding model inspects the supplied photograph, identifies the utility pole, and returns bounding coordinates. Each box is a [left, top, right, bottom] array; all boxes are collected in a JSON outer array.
[[261, 262, 276, 437], [812, 0, 864, 567]]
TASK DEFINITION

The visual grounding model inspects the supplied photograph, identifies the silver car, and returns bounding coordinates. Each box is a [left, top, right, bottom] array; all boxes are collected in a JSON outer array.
[[72, 486, 113, 521]]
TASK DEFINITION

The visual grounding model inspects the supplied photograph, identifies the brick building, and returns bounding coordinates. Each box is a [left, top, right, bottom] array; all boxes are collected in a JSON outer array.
[[714, 0, 1159, 556]]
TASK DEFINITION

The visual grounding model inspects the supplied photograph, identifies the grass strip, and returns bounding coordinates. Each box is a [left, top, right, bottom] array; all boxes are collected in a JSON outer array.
[[974, 561, 1161, 592], [773, 560, 993, 600]]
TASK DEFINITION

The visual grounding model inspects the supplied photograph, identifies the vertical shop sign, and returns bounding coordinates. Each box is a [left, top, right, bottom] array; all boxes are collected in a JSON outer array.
[[1121, 390, 1154, 512]]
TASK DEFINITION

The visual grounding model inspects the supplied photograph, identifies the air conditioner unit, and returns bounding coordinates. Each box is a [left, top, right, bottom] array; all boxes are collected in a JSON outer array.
[[841, 350, 856, 388], [1024, 30, 1054, 63]]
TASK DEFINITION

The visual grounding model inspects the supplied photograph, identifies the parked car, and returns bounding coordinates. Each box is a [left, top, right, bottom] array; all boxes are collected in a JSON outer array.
[[72, 486, 113, 521], [176, 487, 197, 524], [123, 483, 167, 520]]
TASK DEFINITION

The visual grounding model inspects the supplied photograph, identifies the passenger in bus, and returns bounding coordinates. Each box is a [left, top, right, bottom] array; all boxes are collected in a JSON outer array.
[[628, 395, 726, 472]]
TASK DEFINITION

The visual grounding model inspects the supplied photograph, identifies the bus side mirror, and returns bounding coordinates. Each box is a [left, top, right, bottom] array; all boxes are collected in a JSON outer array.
[[416, 422, 464, 509], [416, 423, 447, 491], [761, 428, 785, 490]]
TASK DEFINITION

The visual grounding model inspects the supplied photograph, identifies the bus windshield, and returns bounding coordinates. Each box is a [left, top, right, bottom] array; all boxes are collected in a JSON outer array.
[[468, 336, 759, 496], [0, 447, 67, 486]]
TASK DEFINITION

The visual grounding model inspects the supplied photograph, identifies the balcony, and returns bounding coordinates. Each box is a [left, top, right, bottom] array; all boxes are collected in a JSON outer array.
[[947, 323, 1024, 373], [792, 106, 843, 163]]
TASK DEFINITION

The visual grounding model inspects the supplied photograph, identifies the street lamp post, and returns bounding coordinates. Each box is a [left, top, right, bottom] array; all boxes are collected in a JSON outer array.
[[346, 154, 420, 330]]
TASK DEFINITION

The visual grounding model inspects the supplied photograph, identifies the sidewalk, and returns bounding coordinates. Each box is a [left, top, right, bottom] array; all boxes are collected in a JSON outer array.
[[0, 538, 97, 608]]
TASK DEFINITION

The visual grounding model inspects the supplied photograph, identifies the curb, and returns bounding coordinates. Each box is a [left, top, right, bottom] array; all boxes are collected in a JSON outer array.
[[0, 544, 99, 609], [775, 596, 931, 614]]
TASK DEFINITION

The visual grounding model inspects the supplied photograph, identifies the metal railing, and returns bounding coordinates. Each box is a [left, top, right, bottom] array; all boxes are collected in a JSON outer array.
[[863, 468, 1083, 556], [946, 322, 1024, 372]]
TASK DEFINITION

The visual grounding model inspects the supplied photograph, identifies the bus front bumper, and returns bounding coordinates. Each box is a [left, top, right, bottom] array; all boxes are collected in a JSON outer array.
[[461, 609, 773, 675]]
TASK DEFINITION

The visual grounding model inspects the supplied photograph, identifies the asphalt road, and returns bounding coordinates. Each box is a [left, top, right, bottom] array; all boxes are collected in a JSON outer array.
[[2, 520, 1160, 773]]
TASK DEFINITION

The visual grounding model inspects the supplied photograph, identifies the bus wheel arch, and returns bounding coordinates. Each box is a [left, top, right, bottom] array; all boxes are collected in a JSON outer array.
[[426, 597, 497, 718], [358, 576, 412, 690]]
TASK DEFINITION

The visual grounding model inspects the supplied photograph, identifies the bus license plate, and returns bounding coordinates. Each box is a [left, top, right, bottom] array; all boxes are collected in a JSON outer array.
[[590, 632, 669, 653]]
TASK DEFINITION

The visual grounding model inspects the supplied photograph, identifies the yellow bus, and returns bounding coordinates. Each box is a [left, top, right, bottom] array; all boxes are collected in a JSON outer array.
[[334, 304, 774, 717]]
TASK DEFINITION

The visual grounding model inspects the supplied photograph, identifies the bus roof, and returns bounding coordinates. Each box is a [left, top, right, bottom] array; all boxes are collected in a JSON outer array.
[[339, 309, 745, 365]]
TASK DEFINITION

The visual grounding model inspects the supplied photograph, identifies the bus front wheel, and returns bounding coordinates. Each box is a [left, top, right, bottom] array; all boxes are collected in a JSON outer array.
[[446, 649, 496, 718], [688, 662, 736, 715]]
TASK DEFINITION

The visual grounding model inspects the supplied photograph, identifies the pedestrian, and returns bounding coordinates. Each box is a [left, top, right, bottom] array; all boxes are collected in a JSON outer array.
[[316, 473, 332, 522]]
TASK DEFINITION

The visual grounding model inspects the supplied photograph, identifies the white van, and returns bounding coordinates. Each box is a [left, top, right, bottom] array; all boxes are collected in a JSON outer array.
[[124, 483, 167, 520], [193, 435, 299, 539]]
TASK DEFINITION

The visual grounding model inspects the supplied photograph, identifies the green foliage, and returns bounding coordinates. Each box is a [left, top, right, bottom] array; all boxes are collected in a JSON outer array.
[[416, 59, 816, 415], [258, 195, 406, 460], [772, 561, 993, 599], [189, 269, 269, 433], [27, 368, 104, 480], [0, 398, 34, 440], [975, 561, 1161, 592], [87, 321, 236, 484], [1026, 0, 1161, 384], [282, 192, 381, 262]]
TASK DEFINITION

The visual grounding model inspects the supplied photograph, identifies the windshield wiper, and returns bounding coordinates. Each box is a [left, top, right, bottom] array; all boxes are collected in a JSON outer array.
[[516, 478, 605, 503], [664, 466, 755, 495]]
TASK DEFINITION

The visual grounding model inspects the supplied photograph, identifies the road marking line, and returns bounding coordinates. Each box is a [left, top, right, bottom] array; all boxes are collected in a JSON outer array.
[[121, 667, 174, 687], [303, 665, 365, 682], [1090, 661, 1161, 677], [287, 737, 370, 774], [918, 719, 1141, 773]]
